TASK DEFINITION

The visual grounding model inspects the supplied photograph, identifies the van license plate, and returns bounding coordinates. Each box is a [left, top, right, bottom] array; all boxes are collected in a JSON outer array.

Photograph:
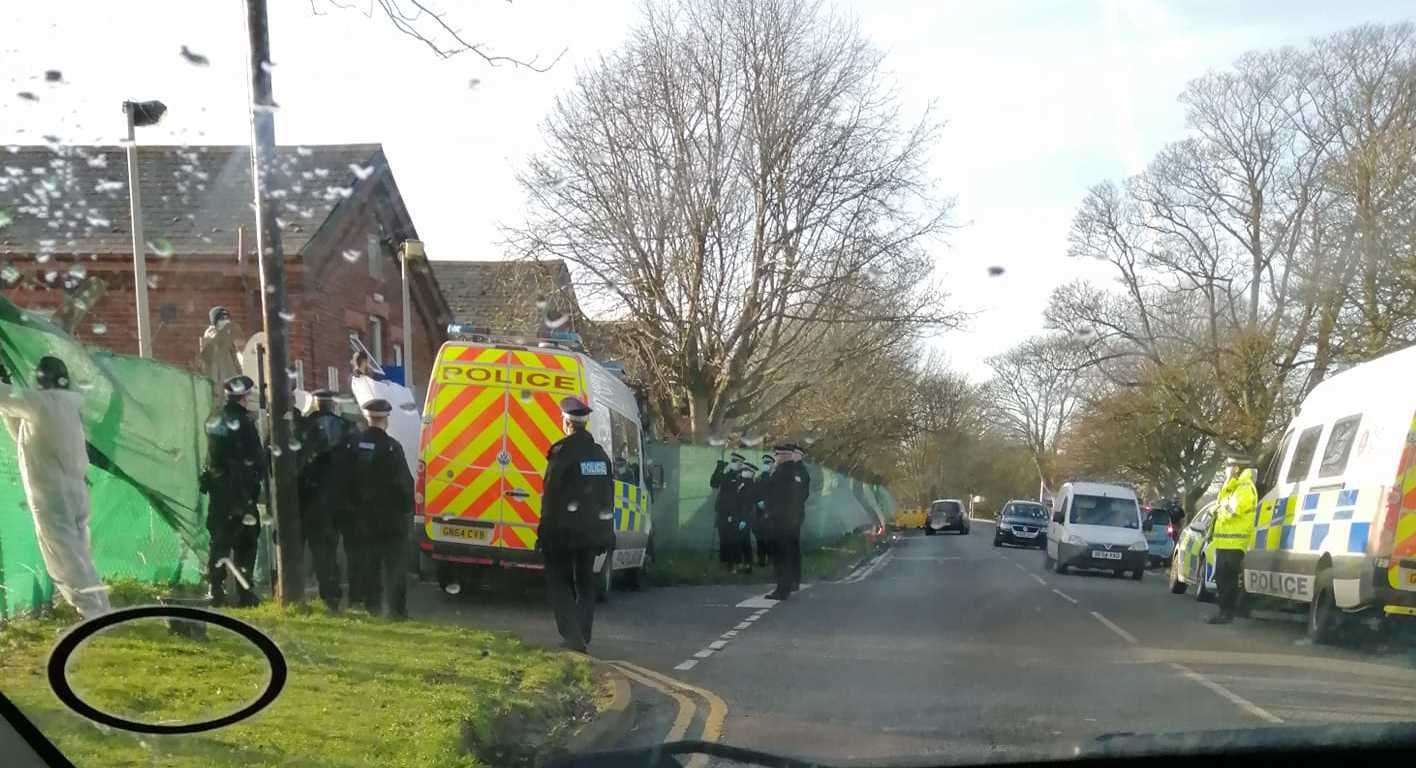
[[1091, 550, 1123, 560], [437, 524, 490, 543]]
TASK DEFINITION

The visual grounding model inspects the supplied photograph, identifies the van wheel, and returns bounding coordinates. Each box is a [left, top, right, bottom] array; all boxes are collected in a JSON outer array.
[[417, 552, 436, 583], [596, 554, 612, 604], [1309, 569, 1344, 645], [925, 527, 935, 536], [623, 548, 648, 591], [1131, 567, 1143, 582]]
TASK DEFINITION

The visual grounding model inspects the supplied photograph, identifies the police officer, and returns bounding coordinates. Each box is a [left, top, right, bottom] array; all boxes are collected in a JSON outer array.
[[538, 396, 615, 653], [201, 375, 265, 607], [298, 390, 355, 610], [752, 453, 775, 567], [344, 398, 414, 618], [1209, 461, 1257, 625], [764, 443, 810, 600], [733, 462, 759, 573], [710, 452, 748, 568]]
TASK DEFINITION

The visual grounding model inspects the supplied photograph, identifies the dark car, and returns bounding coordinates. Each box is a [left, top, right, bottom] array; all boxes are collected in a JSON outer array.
[[924, 498, 969, 535], [993, 499, 1049, 548]]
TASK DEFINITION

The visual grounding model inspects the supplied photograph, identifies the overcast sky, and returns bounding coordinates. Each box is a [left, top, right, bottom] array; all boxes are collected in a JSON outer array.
[[2, 0, 1411, 376]]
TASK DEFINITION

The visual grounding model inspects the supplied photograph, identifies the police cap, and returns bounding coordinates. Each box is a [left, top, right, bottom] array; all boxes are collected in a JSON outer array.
[[224, 375, 255, 397], [362, 398, 393, 415], [729, 452, 747, 463], [312, 389, 337, 401], [559, 395, 592, 422], [35, 356, 71, 389], [740, 462, 759, 473], [209, 306, 230, 325], [761, 454, 775, 465]]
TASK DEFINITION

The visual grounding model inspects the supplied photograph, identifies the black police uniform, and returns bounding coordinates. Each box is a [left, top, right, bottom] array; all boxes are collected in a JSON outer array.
[[201, 383, 265, 607], [297, 393, 355, 609], [750, 461, 773, 567], [344, 404, 414, 618], [764, 450, 810, 600], [710, 456, 747, 566], [539, 426, 615, 651]]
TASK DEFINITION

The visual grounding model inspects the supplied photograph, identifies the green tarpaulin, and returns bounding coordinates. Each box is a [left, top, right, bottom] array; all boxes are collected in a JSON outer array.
[[0, 298, 208, 618], [645, 442, 895, 552]]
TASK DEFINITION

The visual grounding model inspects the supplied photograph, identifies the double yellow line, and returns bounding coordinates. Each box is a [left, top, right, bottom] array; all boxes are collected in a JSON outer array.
[[607, 660, 728, 768]]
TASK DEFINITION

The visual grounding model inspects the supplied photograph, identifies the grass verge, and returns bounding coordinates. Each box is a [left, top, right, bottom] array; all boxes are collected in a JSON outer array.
[[648, 532, 879, 587], [0, 580, 594, 768]]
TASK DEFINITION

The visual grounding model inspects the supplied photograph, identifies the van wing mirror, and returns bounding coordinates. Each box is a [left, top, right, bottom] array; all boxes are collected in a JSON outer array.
[[1052, 509, 1064, 524]]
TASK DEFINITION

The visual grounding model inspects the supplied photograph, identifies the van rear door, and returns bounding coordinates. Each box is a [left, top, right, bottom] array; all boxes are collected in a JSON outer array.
[[1384, 411, 1416, 592], [421, 344, 512, 550], [497, 350, 585, 554]]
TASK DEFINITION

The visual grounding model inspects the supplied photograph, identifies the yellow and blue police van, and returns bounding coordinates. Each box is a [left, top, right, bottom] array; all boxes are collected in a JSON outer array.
[[1241, 343, 1416, 641], [413, 325, 652, 598]]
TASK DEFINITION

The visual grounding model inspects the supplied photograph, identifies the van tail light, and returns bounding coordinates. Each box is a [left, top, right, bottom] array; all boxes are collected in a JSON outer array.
[[1166, 524, 1175, 538], [415, 459, 427, 516]]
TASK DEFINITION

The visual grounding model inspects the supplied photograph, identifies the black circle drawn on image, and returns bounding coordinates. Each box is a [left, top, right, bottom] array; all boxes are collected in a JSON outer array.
[[46, 605, 287, 735]]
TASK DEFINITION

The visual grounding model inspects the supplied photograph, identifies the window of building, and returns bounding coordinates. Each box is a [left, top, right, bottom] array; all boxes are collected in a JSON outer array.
[[367, 233, 383, 280], [327, 366, 340, 392], [393, 343, 403, 366], [368, 316, 383, 364]]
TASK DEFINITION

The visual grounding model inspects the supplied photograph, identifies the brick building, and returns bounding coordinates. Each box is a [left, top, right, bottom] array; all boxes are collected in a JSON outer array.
[[0, 143, 451, 397]]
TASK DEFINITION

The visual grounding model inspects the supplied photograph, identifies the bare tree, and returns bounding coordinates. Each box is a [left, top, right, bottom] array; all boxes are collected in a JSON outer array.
[[312, 0, 564, 69], [506, 0, 956, 437], [985, 334, 1091, 490], [1053, 21, 1416, 458]]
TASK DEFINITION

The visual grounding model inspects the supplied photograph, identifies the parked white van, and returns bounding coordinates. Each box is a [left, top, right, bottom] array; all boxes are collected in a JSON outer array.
[[1247, 343, 1416, 641], [1044, 482, 1149, 580]]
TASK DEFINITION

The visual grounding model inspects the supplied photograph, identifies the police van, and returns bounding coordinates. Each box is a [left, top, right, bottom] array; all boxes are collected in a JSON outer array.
[[413, 325, 652, 598], [1245, 343, 1416, 641]]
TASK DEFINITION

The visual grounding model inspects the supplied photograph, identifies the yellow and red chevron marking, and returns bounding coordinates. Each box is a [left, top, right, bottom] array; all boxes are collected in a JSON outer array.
[[1392, 412, 1416, 559], [498, 351, 581, 550], [422, 345, 512, 530]]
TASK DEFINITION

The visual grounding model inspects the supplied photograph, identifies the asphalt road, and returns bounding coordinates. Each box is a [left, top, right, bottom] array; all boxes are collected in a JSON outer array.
[[411, 523, 1416, 764]]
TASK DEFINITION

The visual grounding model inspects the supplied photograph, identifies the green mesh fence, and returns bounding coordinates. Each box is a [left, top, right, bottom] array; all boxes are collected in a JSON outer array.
[[645, 442, 896, 552], [0, 298, 209, 618]]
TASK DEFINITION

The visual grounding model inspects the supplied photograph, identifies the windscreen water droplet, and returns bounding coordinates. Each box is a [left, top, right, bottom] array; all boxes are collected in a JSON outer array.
[[17, 92, 38, 102], [241, 513, 258, 526], [90, 322, 107, 335], [288, 437, 302, 451], [341, 249, 361, 263], [44, 70, 62, 83], [349, 164, 374, 180], [544, 312, 570, 329], [278, 310, 295, 322], [147, 238, 174, 258], [270, 445, 283, 457], [296, 146, 313, 157], [987, 265, 1006, 276], [226, 418, 241, 430]]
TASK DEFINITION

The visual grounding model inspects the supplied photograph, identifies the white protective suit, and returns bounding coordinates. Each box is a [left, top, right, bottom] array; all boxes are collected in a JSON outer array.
[[0, 382, 111, 618]]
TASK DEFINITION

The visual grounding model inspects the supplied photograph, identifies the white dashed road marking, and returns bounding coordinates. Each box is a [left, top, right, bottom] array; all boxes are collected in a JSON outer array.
[[1030, 574, 1047, 586], [1090, 611, 1138, 644], [1051, 588, 1079, 605], [1172, 663, 1283, 723]]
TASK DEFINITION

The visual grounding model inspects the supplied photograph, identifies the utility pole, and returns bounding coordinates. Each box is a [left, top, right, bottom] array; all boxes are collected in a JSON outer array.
[[244, 0, 302, 605]]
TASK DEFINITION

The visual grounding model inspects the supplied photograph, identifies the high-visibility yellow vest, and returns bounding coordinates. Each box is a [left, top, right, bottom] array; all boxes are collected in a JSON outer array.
[[1213, 470, 1256, 551]]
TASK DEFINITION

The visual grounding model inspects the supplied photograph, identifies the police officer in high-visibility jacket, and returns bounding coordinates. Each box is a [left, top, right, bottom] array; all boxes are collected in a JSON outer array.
[[538, 396, 615, 653], [1208, 462, 1257, 625]]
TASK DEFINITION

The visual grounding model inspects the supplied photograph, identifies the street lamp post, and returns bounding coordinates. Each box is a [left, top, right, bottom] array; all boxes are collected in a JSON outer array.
[[122, 99, 165, 358], [399, 239, 423, 391]]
